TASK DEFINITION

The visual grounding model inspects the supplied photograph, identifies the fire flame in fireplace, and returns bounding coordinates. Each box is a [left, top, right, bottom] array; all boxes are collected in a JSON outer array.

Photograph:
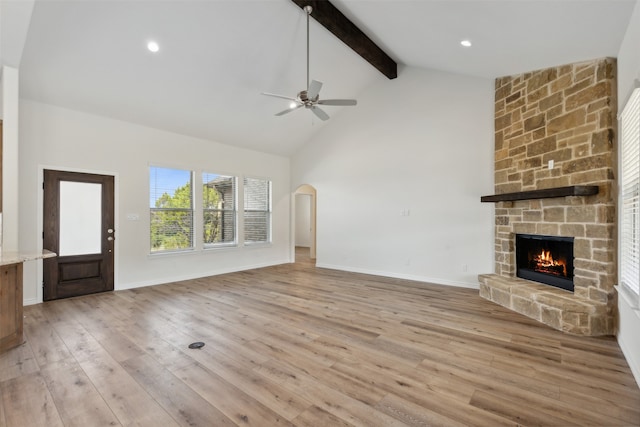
[[533, 249, 566, 277]]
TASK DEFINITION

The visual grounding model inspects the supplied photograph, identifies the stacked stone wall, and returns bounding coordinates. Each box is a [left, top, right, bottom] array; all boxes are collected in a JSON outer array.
[[480, 58, 617, 335]]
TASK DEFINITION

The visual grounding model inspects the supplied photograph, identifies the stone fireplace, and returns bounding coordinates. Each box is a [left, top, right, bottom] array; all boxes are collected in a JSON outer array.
[[479, 57, 617, 336]]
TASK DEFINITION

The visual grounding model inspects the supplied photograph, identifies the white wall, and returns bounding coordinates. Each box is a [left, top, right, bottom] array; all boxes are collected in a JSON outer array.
[[2, 66, 19, 251], [295, 194, 311, 247], [291, 66, 494, 287], [0, 0, 35, 68], [616, 0, 640, 388], [19, 100, 290, 304]]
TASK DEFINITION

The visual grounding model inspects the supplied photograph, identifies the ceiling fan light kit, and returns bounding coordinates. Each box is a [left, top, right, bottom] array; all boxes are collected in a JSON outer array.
[[261, 4, 357, 121]]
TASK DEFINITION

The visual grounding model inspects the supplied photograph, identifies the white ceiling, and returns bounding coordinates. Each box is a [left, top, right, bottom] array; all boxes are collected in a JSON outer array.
[[3, 0, 636, 155]]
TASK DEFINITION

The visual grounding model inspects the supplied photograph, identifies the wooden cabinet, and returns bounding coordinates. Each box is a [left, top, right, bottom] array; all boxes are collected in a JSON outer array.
[[0, 263, 23, 353]]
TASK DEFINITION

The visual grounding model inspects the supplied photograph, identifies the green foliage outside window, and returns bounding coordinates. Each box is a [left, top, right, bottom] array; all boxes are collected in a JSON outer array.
[[151, 182, 194, 252], [202, 184, 226, 245], [150, 168, 240, 251]]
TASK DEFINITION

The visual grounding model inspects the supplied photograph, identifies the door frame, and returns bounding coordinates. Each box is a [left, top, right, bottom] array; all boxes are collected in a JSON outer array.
[[291, 184, 317, 262], [36, 165, 119, 304]]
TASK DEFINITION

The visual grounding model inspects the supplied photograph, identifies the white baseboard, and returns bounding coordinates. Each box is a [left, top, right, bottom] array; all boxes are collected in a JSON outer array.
[[116, 260, 289, 291], [315, 263, 479, 289], [616, 286, 640, 389], [22, 260, 289, 306], [23, 260, 478, 305]]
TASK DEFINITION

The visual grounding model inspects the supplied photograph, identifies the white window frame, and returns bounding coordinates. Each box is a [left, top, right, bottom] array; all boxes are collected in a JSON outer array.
[[619, 82, 640, 307], [149, 166, 195, 254], [202, 172, 237, 248], [243, 176, 272, 245]]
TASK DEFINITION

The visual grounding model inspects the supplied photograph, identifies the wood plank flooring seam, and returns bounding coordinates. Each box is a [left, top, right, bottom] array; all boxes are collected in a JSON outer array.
[[2, 249, 637, 426]]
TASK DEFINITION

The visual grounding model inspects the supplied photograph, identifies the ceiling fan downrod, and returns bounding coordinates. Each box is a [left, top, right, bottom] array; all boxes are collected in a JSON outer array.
[[304, 5, 312, 91]]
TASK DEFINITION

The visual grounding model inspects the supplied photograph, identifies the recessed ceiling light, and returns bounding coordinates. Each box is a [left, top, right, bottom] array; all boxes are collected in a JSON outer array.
[[460, 40, 472, 48], [147, 41, 160, 53], [289, 102, 297, 109]]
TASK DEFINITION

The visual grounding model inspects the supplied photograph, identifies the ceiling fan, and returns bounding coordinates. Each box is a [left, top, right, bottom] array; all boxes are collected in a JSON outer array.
[[261, 5, 357, 121]]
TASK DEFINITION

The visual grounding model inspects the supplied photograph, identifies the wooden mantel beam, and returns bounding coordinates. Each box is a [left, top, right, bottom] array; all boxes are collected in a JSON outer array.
[[480, 186, 599, 203], [291, 0, 397, 79]]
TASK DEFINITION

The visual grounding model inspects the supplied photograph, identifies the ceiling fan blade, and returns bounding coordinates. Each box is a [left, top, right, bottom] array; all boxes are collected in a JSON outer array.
[[307, 80, 323, 99], [275, 104, 303, 116], [261, 92, 297, 102], [311, 105, 330, 121], [318, 99, 357, 106]]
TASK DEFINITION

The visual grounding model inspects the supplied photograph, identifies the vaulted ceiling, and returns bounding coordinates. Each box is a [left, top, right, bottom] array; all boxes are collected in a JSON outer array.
[[2, 0, 636, 155]]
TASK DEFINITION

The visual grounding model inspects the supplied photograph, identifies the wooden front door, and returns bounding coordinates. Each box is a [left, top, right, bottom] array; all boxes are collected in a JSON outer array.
[[43, 170, 115, 301]]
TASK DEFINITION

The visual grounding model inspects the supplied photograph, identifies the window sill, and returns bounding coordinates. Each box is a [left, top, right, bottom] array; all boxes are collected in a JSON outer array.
[[616, 284, 640, 314], [148, 242, 269, 258], [203, 244, 238, 252], [244, 242, 272, 249], [148, 248, 196, 258]]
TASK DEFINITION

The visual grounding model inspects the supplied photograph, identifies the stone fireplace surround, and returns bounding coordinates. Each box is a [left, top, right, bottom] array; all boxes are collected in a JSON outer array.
[[479, 58, 617, 336]]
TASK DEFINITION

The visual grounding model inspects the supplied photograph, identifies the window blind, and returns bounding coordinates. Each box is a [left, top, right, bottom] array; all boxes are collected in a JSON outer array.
[[203, 173, 236, 246], [620, 87, 640, 296], [150, 167, 194, 252], [244, 177, 271, 243]]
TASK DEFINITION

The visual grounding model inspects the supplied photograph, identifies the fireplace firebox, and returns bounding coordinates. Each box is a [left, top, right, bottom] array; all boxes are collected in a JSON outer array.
[[515, 234, 574, 292]]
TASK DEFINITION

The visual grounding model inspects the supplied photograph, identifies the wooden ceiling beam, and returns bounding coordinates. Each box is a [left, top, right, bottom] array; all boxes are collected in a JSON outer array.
[[291, 0, 397, 80]]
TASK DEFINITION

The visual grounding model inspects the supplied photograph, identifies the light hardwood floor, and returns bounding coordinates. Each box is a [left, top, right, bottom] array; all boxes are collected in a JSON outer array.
[[1, 248, 639, 426]]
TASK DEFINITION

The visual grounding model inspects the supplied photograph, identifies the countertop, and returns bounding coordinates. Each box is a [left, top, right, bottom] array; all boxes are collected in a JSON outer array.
[[0, 249, 57, 267]]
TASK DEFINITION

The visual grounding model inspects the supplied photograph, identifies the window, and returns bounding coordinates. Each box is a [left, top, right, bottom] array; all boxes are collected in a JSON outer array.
[[620, 86, 640, 297], [244, 177, 271, 244], [150, 167, 193, 252], [203, 173, 236, 246]]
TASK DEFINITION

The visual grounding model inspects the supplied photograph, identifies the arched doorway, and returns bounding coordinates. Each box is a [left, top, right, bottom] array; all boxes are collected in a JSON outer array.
[[293, 184, 317, 262]]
